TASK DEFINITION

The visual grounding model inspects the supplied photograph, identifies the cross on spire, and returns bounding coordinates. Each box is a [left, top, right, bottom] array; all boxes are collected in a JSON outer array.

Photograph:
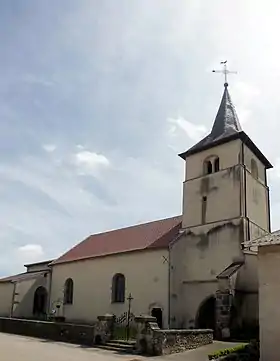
[[212, 60, 237, 87]]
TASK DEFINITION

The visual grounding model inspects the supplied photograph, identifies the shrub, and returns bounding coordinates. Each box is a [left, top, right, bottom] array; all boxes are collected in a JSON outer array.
[[208, 344, 247, 360], [208, 341, 259, 361]]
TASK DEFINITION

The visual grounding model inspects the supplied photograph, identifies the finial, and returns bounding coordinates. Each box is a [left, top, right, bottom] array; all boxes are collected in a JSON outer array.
[[212, 61, 237, 86]]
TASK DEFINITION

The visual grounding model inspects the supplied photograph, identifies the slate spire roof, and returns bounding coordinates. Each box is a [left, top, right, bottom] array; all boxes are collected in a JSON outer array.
[[181, 83, 242, 157], [210, 83, 242, 140], [179, 84, 273, 169]]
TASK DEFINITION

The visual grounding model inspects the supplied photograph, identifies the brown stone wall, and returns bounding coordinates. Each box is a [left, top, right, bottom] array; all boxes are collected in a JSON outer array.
[[0, 317, 94, 346], [153, 329, 213, 355]]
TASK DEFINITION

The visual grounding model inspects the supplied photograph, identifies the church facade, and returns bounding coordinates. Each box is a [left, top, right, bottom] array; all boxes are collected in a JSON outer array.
[[0, 83, 273, 338]]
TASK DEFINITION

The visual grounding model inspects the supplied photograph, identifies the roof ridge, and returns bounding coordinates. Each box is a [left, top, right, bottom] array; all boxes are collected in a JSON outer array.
[[87, 214, 182, 237], [52, 214, 182, 265]]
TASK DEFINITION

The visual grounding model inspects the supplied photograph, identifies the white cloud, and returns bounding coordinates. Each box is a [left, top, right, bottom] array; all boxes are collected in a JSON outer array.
[[232, 81, 261, 102], [168, 117, 207, 142], [22, 74, 54, 87], [231, 81, 261, 125], [16, 244, 44, 264], [270, 158, 280, 179], [74, 150, 110, 175], [42, 144, 56, 153]]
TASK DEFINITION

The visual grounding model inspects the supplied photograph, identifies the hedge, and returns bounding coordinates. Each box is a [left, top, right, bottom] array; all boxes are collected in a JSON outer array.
[[208, 344, 247, 360]]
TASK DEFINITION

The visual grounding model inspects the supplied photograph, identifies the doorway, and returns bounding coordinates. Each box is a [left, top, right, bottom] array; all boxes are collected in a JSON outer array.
[[151, 307, 163, 328], [196, 296, 216, 333], [33, 286, 48, 316]]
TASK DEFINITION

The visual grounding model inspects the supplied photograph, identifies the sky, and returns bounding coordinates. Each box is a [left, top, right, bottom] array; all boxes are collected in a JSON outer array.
[[1, 0, 280, 276]]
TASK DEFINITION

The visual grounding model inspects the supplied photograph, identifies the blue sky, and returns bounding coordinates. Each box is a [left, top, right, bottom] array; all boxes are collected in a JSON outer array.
[[1, 0, 280, 276]]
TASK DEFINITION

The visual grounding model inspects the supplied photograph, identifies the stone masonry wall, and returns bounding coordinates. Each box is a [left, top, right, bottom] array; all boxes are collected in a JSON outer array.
[[0, 317, 95, 346], [153, 329, 213, 356], [135, 315, 213, 356]]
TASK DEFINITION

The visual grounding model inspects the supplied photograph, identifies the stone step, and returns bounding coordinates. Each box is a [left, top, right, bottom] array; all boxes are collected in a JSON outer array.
[[96, 342, 135, 353], [109, 339, 136, 346], [97, 344, 129, 353], [107, 340, 135, 350]]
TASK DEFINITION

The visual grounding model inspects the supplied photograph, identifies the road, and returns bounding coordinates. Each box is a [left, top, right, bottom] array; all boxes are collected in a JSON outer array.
[[0, 332, 241, 361]]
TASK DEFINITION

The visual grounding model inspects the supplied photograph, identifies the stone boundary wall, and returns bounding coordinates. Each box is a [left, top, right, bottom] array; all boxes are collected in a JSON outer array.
[[0, 315, 213, 356], [135, 315, 213, 356], [0, 317, 95, 346], [154, 329, 213, 355]]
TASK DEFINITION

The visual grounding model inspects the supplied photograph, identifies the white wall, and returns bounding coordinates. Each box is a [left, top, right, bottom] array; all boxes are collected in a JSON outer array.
[[12, 273, 50, 318], [26, 262, 51, 273], [0, 282, 14, 316], [170, 218, 244, 328], [185, 139, 241, 181], [50, 249, 169, 327], [259, 244, 280, 361]]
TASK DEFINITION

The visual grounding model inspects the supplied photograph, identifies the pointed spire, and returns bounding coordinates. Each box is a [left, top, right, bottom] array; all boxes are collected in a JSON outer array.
[[179, 82, 273, 169], [179, 84, 242, 157], [210, 83, 242, 140]]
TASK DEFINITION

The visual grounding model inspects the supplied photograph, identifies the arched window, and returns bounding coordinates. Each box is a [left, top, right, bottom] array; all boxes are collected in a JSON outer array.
[[214, 157, 220, 172], [112, 273, 125, 303], [204, 160, 212, 174], [64, 278, 74, 305], [251, 159, 258, 179], [204, 156, 220, 174]]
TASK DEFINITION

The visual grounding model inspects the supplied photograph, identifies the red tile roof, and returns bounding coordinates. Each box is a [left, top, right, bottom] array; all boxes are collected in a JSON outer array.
[[52, 215, 182, 265]]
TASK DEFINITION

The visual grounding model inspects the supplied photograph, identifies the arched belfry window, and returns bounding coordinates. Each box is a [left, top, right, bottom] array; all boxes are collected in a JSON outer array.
[[214, 157, 220, 172], [251, 159, 258, 179], [112, 273, 125, 303], [204, 156, 220, 175], [204, 160, 213, 174], [64, 278, 74, 304]]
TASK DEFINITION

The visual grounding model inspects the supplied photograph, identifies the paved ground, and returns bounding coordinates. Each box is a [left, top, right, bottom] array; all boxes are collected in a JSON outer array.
[[0, 332, 242, 361]]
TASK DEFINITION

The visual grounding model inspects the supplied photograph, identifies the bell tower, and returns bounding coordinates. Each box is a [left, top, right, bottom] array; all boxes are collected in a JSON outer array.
[[170, 71, 272, 335], [170, 67, 272, 338], [179, 82, 272, 243]]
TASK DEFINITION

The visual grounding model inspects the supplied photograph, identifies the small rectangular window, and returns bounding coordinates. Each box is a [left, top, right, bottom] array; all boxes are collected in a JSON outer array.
[[202, 196, 207, 224]]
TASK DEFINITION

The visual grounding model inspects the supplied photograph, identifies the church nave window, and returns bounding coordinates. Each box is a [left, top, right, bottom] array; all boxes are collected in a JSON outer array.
[[112, 273, 125, 303], [64, 278, 74, 305]]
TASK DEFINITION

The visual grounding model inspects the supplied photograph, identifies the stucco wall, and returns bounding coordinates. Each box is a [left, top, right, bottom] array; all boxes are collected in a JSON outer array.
[[236, 252, 258, 292], [259, 244, 280, 361], [243, 144, 266, 184], [234, 252, 258, 325], [50, 249, 169, 327], [245, 172, 269, 233], [170, 218, 244, 328], [26, 262, 51, 273], [0, 282, 14, 317], [12, 274, 50, 318], [183, 166, 242, 228], [248, 221, 269, 242], [185, 139, 241, 181]]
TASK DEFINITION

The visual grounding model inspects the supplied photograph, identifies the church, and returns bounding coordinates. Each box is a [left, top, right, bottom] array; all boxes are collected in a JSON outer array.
[[0, 80, 272, 339]]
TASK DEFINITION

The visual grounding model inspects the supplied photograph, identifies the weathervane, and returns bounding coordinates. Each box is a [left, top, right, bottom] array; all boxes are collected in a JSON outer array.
[[212, 60, 237, 86]]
